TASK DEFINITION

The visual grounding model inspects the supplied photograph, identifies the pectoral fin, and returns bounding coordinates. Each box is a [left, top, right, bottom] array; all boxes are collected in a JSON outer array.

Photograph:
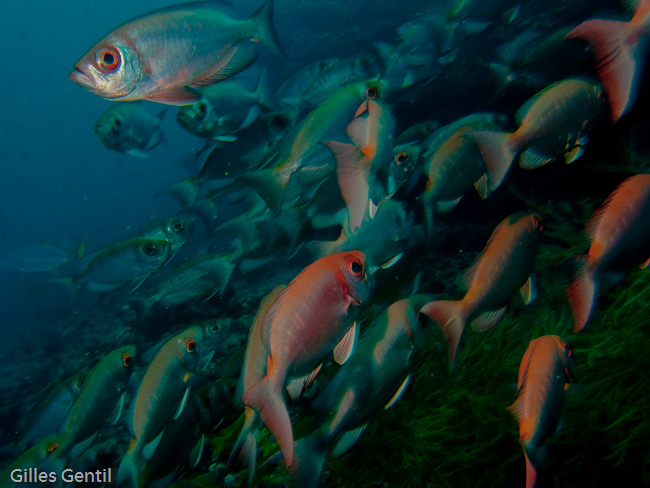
[[333, 321, 358, 365]]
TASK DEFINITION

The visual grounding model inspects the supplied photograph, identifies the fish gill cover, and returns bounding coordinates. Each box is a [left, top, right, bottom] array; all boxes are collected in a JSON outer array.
[[0, 0, 649, 487]]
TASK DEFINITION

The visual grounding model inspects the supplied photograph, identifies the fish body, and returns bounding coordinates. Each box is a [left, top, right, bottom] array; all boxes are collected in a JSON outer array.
[[240, 80, 384, 215], [57, 346, 136, 458], [70, 0, 282, 105], [507, 335, 573, 488], [242, 251, 370, 468], [228, 285, 286, 484], [325, 98, 395, 231], [289, 295, 432, 487], [176, 70, 276, 141], [0, 242, 83, 273], [567, 174, 650, 332], [566, 1, 650, 121], [66, 238, 172, 293], [470, 79, 604, 190], [10, 374, 85, 454], [94, 102, 166, 158], [118, 322, 223, 487], [132, 252, 238, 319], [420, 212, 543, 371]]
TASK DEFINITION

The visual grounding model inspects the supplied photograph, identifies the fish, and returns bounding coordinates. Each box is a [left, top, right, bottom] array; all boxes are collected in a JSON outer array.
[[0, 437, 64, 488], [286, 295, 433, 488], [56, 345, 136, 459], [129, 250, 241, 319], [70, 0, 283, 105], [0, 374, 84, 459], [567, 174, 650, 333], [118, 322, 224, 487], [565, 1, 650, 122], [506, 335, 573, 488], [242, 251, 370, 469], [469, 79, 605, 190], [176, 69, 277, 142], [240, 80, 384, 215], [130, 215, 195, 263], [324, 98, 395, 231], [305, 198, 414, 271], [228, 285, 286, 485], [56, 237, 172, 295], [420, 212, 543, 371], [0, 241, 84, 273], [93, 102, 166, 158]]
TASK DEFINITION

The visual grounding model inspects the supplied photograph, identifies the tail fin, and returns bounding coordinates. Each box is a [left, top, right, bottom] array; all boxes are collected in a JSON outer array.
[[117, 439, 145, 488], [566, 257, 597, 333], [249, 0, 284, 58], [522, 448, 538, 488], [467, 131, 516, 193], [157, 178, 201, 209], [289, 433, 328, 488], [227, 408, 259, 485], [565, 19, 636, 122], [419, 300, 467, 372], [242, 375, 294, 468], [239, 168, 290, 216], [127, 296, 155, 321]]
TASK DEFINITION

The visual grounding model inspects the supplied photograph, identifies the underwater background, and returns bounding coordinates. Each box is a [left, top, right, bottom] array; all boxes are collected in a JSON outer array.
[[1, 0, 649, 486]]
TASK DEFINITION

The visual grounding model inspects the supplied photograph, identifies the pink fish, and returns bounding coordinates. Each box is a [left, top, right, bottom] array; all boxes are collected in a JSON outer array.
[[567, 174, 650, 333], [242, 251, 370, 469], [565, 1, 650, 121], [420, 212, 542, 371], [70, 1, 282, 105], [506, 335, 573, 488]]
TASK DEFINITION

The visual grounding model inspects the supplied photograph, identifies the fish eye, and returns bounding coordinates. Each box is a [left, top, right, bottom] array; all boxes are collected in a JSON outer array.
[[95, 47, 121, 72], [395, 152, 407, 165], [346, 256, 364, 279], [365, 86, 378, 99], [142, 243, 158, 256], [171, 221, 184, 232], [122, 353, 132, 367], [47, 442, 60, 454], [209, 323, 219, 333], [535, 219, 544, 232], [186, 338, 196, 353], [197, 102, 207, 117]]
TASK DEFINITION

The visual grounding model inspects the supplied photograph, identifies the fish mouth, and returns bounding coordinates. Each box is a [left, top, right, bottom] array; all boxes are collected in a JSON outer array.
[[69, 66, 93, 89]]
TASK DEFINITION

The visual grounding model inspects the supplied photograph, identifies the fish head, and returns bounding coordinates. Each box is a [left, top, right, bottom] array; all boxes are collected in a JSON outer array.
[[175, 322, 225, 372], [70, 36, 141, 100], [388, 145, 421, 195], [196, 320, 229, 371], [135, 238, 172, 270], [176, 98, 217, 137], [164, 215, 196, 246], [337, 251, 371, 306], [113, 344, 136, 379], [553, 336, 575, 383], [93, 106, 129, 150]]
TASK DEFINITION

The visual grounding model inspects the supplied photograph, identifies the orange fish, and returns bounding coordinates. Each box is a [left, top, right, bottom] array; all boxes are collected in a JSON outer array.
[[242, 251, 370, 469], [565, 1, 650, 121], [228, 285, 285, 484], [420, 212, 542, 371], [506, 335, 573, 488], [567, 173, 650, 333]]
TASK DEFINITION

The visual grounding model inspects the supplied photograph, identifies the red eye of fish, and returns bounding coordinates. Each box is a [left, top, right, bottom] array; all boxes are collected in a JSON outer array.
[[47, 442, 60, 454], [395, 152, 407, 165], [365, 86, 377, 99], [122, 353, 132, 367], [346, 256, 364, 279], [186, 338, 196, 353], [95, 47, 121, 72]]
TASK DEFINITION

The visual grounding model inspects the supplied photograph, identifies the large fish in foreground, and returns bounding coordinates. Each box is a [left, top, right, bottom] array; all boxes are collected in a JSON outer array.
[[507, 335, 573, 488], [70, 0, 282, 105], [242, 251, 370, 469], [566, 1, 650, 122], [420, 212, 542, 371], [567, 174, 650, 333]]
